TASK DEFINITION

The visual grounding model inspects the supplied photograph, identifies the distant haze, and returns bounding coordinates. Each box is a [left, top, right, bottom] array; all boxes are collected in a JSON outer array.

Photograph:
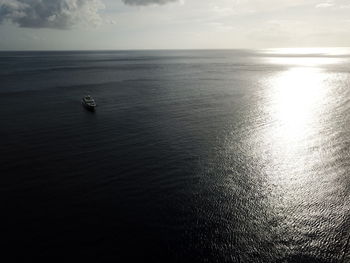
[[0, 0, 350, 50]]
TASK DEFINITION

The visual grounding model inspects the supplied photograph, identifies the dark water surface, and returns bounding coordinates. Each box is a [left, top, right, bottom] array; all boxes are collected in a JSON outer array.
[[1, 49, 350, 262]]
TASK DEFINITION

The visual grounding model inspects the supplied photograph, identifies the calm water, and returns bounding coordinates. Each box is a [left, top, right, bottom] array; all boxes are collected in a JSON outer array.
[[1, 49, 350, 262]]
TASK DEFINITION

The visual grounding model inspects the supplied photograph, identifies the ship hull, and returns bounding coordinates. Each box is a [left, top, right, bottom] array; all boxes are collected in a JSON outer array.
[[82, 101, 96, 111]]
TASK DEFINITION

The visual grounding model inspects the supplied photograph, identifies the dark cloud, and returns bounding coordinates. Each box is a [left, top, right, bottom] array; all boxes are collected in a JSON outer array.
[[121, 0, 178, 6], [0, 0, 179, 29], [0, 0, 104, 29]]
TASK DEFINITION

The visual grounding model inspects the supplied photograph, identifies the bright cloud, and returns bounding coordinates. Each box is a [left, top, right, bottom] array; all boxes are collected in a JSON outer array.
[[316, 2, 335, 8]]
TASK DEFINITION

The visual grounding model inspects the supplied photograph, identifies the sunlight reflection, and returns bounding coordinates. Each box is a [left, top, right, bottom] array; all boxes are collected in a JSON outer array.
[[262, 47, 347, 66], [262, 47, 350, 56], [266, 57, 342, 67], [256, 56, 345, 221], [268, 67, 327, 143]]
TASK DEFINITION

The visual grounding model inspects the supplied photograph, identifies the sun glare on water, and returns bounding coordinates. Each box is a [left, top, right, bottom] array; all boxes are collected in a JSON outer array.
[[263, 47, 348, 67], [268, 67, 328, 142], [259, 48, 343, 145], [249, 49, 343, 210]]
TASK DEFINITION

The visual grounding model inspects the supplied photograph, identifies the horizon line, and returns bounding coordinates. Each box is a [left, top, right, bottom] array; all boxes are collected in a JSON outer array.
[[1, 46, 350, 52]]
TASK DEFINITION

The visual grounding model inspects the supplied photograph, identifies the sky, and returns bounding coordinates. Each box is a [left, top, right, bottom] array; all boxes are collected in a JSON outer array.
[[0, 0, 350, 50]]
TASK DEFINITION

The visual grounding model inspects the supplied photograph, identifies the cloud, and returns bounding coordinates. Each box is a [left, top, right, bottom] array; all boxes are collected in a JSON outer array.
[[315, 2, 334, 8], [0, 0, 104, 29], [121, 0, 178, 6]]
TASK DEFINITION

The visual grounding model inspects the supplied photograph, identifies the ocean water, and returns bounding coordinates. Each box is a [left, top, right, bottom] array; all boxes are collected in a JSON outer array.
[[0, 49, 350, 262]]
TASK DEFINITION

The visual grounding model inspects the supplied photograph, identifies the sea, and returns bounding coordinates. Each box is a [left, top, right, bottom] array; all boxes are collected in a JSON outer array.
[[0, 49, 349, 262]]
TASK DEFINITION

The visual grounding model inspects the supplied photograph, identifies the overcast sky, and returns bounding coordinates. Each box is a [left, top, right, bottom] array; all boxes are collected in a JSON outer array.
[[0, 0, 350, 50]]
